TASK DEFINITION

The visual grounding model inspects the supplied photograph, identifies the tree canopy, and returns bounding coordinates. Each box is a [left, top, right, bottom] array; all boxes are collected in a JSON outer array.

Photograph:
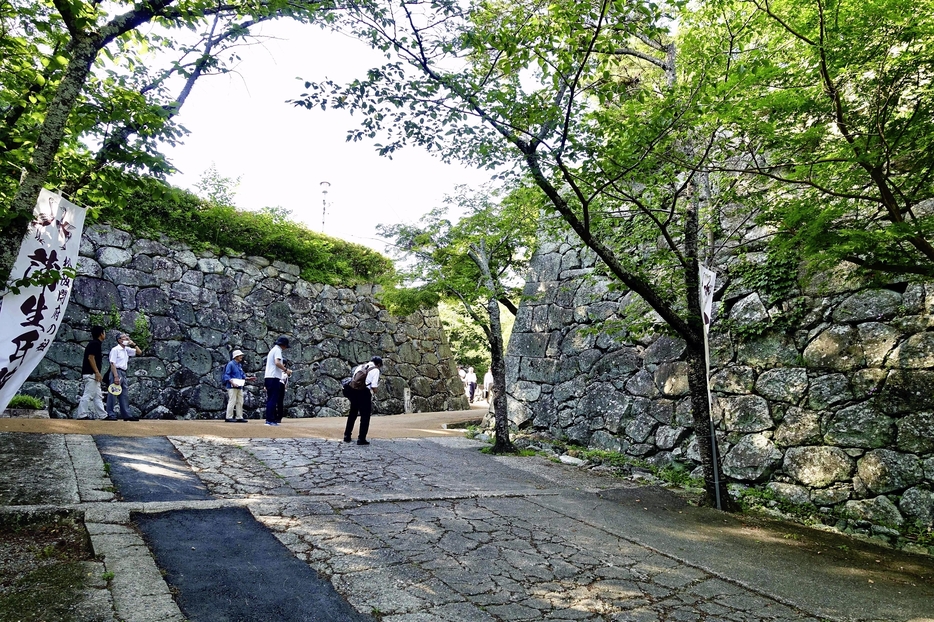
[[378, 183, 539, 452], [689, 0, 934, 278]]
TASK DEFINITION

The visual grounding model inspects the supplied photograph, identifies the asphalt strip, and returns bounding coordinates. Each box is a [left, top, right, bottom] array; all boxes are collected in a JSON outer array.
[[135, 507, 372, 622], [95, 435, 371, 620], [94, 435, 211, 502]]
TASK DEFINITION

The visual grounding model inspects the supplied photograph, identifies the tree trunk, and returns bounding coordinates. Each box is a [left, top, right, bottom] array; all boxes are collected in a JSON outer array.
[[684, 183, 736, 511], [10, 34, 99, 218], [486, 294, 515, 454], [685, 342, 737, 511], [468, 241, 516, 454]]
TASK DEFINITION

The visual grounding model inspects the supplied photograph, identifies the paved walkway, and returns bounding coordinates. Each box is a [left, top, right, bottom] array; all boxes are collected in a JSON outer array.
[[1, 410, 933, 622]]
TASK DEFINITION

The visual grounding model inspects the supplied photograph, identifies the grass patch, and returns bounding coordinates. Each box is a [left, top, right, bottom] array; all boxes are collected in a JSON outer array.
[[0, 512, 98, 622], [6, 395, 44, 410]]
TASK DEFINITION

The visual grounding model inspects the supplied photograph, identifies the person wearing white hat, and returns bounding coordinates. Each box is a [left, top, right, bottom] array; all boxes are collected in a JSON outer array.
[[222, 349, 254, 422]]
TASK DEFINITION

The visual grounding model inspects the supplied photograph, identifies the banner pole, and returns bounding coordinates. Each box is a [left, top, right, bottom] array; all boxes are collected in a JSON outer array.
[[699, 265, 722, 511]]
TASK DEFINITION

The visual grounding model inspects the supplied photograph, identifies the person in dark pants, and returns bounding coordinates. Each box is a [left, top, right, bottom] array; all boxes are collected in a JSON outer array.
[[105, 333, 142, 421], [343, 356, 383, 445], [263, 336, 292, 426]]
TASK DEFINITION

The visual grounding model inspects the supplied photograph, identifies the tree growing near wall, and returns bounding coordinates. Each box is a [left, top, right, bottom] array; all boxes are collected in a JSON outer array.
[[691, 0, 934, 278], [378, 184, 539, 453], [294, 0, 741, 508], [0, 0, 329, 286]]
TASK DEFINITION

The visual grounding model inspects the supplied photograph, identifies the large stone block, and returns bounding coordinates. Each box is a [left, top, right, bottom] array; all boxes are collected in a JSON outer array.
[[509, 333, 550, 358], [151, 257, 184, 282], [625, 370, 659, 398], [592, 348, 642, 377], [773, 407, 822, 447], [889, 332, 934, 369], [857, 450, 923, 494], [178, 342, 213, 375], [783, 446, 853, 488], [655, 425, 687, 450], [766, 482, 811, 506], [520, 357, 560, 383], [899, 487, 934, 526], [729, 293, 770, 326], [644, 336, 686, 364], [857, 322, 898, 367], [833, 289, 902, 323], [844, 495, 904, 527], [71, 277, 120, 311], [876, 369, 934, 414], [655, 362, 689, 397], [736, 331, 800, 368], [823, 403, 894, 449], [722, 433, 781, 482], [578, 383, 631, 430], [96, 246, 132, 267], [625, 413, 658, 443], [102, 266, 158, 287], [717, 395, 771, 433], [803, 325, 865, 370], [896, 412, 934, 454], [710, 366, 755, 394], [755, 368, 808, 404], [807, 374, 852, 410]]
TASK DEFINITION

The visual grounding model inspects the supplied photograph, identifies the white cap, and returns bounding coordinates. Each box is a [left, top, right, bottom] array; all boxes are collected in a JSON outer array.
[[231, 349, 244, 359]]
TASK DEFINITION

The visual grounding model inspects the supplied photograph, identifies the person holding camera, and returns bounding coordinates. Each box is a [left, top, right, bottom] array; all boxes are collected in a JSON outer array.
[[105, 333, 141, 421]]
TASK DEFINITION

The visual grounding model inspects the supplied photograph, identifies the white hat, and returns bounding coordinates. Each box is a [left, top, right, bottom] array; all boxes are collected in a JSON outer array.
[[231, 349, 244, 358]]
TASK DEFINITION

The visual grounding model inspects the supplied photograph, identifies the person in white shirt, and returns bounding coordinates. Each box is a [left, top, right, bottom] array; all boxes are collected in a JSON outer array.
[[263, 336, 292, 426], [483, 369, 494, 402], [465, 367, 478, 403], [105, 333, 141, 421], [343, 356, 383, 445]]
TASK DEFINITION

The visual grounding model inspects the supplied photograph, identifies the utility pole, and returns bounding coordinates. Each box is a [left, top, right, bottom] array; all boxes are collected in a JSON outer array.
[[320, 181, 330, 233]]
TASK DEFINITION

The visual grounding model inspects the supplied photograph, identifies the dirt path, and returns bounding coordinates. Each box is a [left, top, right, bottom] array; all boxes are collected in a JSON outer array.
[[0, 408, 483, 439]]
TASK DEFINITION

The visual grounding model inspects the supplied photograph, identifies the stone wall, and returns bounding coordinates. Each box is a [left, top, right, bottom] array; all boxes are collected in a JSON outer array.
[[19, 224, 468, 419], [505, 237, 934, 538]]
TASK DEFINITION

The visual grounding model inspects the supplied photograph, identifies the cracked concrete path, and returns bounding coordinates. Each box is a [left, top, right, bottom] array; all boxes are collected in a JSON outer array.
[[171, 435, 934, 622], [2, 410, 933, 622]]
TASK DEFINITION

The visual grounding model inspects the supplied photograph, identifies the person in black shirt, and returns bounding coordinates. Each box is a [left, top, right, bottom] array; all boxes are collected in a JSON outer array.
[[74, 326, 106, 419]]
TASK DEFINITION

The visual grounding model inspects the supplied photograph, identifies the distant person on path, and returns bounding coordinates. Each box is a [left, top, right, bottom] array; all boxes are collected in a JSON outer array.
[[465, 367, 478, 403], [458, 365, 467, 396], [105, 333, 141, 421], [343, 356, 383, 445], [74, 325, 106, 420], [223, 349, 255, 422], [264, 337, 292, 426], [483, 369, 494, 402]]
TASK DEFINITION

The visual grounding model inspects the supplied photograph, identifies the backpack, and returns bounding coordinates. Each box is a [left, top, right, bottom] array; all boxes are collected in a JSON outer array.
[[349, 364, 370, 390], [341, 363, 370, 396]]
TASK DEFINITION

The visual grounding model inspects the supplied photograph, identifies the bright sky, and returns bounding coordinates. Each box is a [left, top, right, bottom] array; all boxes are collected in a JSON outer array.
[[163, 20, 495, 253]]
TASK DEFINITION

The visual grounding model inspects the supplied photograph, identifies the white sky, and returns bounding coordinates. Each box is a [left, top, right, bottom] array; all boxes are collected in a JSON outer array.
[[162, 20, 495, 253]]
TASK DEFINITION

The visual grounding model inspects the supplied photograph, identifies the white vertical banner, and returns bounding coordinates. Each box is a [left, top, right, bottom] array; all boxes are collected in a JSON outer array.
[[699, 266, 717, 408], [0, 190, 86, 412]]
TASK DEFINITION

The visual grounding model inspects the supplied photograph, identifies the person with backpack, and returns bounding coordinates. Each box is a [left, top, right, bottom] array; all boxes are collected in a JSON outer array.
[[343, 356, 383, 445]]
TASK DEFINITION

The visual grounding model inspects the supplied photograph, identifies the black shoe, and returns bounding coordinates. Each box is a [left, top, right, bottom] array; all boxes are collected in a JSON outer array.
[[357, 439, 370, 445], [123, 417, 140, 422], [235, 418, 248, 423], [225, 418, 236, 423], [103, 416, 117, 421], [343, 437, 352, 443]]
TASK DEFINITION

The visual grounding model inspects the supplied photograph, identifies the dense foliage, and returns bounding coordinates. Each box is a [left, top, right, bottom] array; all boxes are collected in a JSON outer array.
[[92, 176, 393, 285], [377, 183, 538, 452], [686, 0, 934, 277]]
